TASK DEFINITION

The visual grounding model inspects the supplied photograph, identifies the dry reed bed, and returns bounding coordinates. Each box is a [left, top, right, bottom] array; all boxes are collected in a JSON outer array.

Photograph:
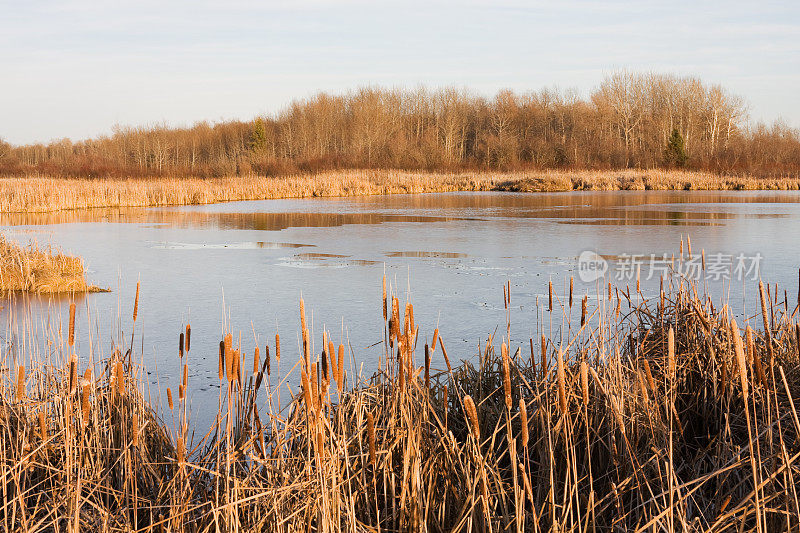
[[2, 264, 800, 531], [2, 169, 800, 213], [0, 235, 103, 293]]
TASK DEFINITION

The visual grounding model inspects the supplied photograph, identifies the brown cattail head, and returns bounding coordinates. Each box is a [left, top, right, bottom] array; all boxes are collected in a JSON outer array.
[[431, 328, 439, 353], [226, 344, 235, 382], [182, 364, 188, 389], [759, 280, 770, 333], [581, 296, 587, 327], [300, 298, 307, 332], [580, 361, 589, 406], [310, 362, 319, 413], [179, 332, 184, 358], [275, 333, 281, 362], [185, 324, 191, 352], [502, 342, 512, 410], [731, 319, 749, 400], [301, 365, 313, 417], [439, 336, 452, 373], [519, 399, 529, 447], [424, 343, 431, 390], [218, 340, 225, 380], [176, 437, 186, 466], [382, 275, 388, 321], [253, 346, 260, 374], [265, 344, 271, 377], [642, 359, 655, 392], [463, 395, 480, 441], [179, 384, 185, 400], [328, 340, 336, 378], [667, 327, 676, 379], [701, 249, 706, 271], [366, 411, 377, 467], [337, 343, 345, 394], [68, 302, 76, 346], [131, 414, 139, 446], [16, 365, 25, 401], [39, 409, 48, 441], [81, 383, 91, 425], [557, 348, 567, 414], [69, 357, 77, 394], [115, 360, 124, 396], [687, 235, 692, 258], [321, 348, 329, 383], [167, 388, 174, 409], [133, 281, 140, 322], [541, 333, 547, 376], [548, 280, 553, 312]]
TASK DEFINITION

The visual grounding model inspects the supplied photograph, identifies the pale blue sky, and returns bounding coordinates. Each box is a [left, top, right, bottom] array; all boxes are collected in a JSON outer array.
[[2, 0, 798, 145]]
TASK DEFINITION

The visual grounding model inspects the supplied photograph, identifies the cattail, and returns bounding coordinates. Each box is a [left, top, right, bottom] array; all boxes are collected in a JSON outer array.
[[69, 357, 77, 393], [667, 327, 676, 379], [300, 298, 307, 333], [636, 265, 640, 293], [185, 324, 191, 352], [642, 359, 655, 392], [759, 280, 770, 333], [502, 343, 512, 410], [328, 340, 336, 378], [81, 383, 91, 424], [680, 236, 684, 256], [580, 361, 589, 406], [431, 328, 439, 353], [548, 280, 553, 312], [179, 384, 184, 400], [687, 235, 692, 258], [424, 343, 431, 390], [275, 333, 281, 362], [507, 280, 511, 305], [226, 342, 235, 382], [233, 350, 241, 385], [504, 283, 508, 309], [265, 345, 271, 377], [541, 333, 547, 376], [463, 395, 480, 440], [581, 296, 587, 327], [615, 292, 621, 318], [115, 360, 124, 396], [302, 328, 310, 369], [745, 325, 755, 366], [301, 365, 313, 416], [321, 348, 329, 383], [519, 399, 529, 447], [310, 362, 319, 413], [439, 336, 452, 373], [701, 249, 706, 271], [218, 340, 225, 380], [68, 302, 76, 346], [176, 438, 185, 465], [179, 332, 184, 358], [557, 348, 567, 414], [529, 338, 536, 376], [16, 365, 25, 401], [39, 409, 48, 441], [167, 388, 174, 409], [569, 276, 574, 308], [131, 414, 139, 446], [366, 411, 377, 467], [731, 319, 749, 400], [337, 344, 345, 393], [637, 370, 650, 403], [253, 346, 260, 374], [182, 363, 188, 388], [382, 275, 387, 321], [133, 281, 140, 321]]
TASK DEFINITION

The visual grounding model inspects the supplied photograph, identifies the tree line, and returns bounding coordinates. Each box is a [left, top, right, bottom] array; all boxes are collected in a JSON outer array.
[[2, 71, 799, 178]]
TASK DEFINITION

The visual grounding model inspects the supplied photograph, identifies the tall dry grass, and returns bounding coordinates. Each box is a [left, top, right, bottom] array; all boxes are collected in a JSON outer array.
[[2, 245, 800, 530], [0, 236, 104, 293], [2, 169, 800, 213]]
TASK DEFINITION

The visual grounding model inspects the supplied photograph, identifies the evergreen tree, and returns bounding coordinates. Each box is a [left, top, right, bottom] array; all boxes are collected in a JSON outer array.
[[663, 128, 688, 167], [249, 119, 268, 153]]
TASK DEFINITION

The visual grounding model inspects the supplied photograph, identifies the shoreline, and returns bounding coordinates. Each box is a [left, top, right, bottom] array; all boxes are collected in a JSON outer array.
[[2, 169, 800, 214]]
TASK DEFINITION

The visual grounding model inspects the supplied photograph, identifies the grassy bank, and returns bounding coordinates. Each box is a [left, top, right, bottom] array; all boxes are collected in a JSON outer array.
[[2, 260, 800, 531], [2, 169, 800, 213], [0, 236, 103, 293]]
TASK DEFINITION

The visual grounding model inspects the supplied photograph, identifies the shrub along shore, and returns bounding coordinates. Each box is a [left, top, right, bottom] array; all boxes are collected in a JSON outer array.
[[2, 169, 800, 214], [2, 255, 800, 531]]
